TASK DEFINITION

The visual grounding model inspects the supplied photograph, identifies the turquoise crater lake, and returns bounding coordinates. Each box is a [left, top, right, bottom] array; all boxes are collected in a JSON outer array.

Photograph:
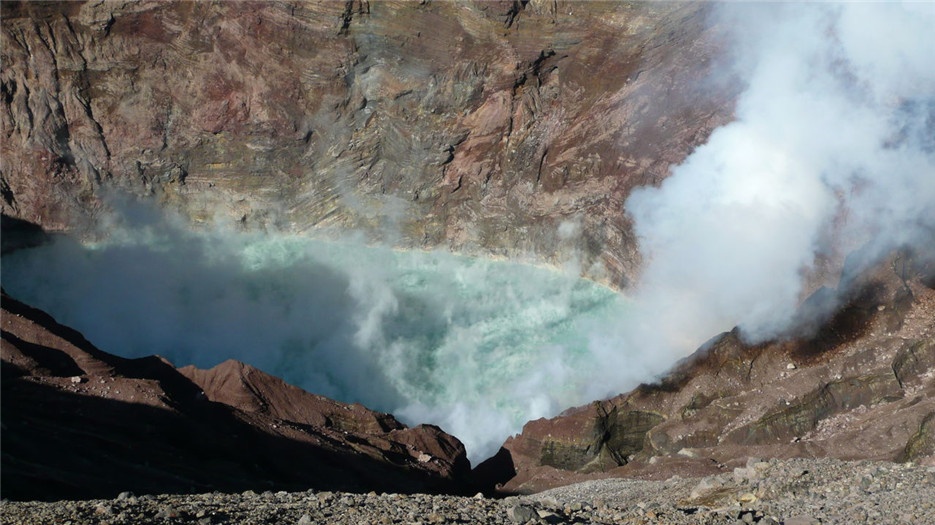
[[3, 227, 634, 462]]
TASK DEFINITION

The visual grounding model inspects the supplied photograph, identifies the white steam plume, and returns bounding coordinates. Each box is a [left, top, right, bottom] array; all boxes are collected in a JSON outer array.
[[623, 2, 935, 357]]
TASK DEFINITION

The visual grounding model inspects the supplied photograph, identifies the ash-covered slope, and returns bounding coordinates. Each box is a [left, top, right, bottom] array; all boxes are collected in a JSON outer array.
[[0, 0, 730, 286], [480, 251, 935, 494], [0, 290, 470, 501]]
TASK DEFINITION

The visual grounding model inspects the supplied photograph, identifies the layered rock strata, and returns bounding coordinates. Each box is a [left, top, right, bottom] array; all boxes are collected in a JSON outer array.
[[0, 0, 733, 286], [482, 251, 935, 493]]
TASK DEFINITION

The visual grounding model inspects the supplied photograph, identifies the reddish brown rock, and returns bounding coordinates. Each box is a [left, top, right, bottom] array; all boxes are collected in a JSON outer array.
[[178, 359, 471, 481], [0, 0, 733, 286], [1, 290, 470, 501], [484, 252, 935, 494], [6, 0, 930, 502]]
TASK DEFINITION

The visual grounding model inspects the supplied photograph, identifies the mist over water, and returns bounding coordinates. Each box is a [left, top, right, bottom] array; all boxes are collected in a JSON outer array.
[[2, 221, 636, 463], [2, 1, 932, 468]]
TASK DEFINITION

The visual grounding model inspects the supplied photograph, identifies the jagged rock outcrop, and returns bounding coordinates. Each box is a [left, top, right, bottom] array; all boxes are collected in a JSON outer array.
[[0, 0, 733, 286], [481, 251, 935, 494], [0, 290, 470, 501]]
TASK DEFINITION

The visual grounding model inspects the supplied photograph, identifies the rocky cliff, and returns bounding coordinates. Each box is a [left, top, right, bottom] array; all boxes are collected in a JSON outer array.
[[1, 0, 732, 286], [0, 290, 470, 501], [4, 0, 932, 503], [480, 251, 935, 493]]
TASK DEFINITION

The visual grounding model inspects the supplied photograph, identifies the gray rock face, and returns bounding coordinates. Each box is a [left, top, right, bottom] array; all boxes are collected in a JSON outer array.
[[0, 0, 733, 286]]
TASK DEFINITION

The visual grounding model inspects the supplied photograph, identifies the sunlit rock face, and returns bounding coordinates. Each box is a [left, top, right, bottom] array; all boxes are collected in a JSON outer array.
[[485, 253, 935, 493], [0, 0, 732, 286]]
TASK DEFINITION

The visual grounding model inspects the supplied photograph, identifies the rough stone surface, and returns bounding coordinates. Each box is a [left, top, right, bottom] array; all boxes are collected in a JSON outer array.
[[3, 458, 934, 524], [507, 504, 538, 523], [0, 290, 470, 501], [3, 0, 934, 515], [0, 0, 734, 287], [486, 253, 935, 493]]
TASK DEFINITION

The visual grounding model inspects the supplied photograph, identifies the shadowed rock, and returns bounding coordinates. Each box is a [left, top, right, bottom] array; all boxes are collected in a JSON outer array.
[[1, 290, 470, 501]]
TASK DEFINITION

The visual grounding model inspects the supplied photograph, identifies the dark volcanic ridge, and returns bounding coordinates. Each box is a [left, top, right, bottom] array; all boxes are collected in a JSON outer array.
[[1, 289, 471, 502]]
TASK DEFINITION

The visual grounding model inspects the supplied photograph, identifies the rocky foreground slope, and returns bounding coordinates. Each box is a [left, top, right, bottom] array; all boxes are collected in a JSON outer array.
[[3, 457, 934, 524], [1, 290, 470, 501]]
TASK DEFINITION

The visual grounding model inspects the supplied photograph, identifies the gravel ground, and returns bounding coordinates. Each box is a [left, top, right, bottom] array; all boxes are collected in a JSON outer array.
[[3, 458, 933, 524]]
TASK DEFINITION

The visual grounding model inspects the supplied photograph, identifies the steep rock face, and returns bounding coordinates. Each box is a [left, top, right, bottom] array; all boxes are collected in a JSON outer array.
[[0, 290, 470, 501], [0, 0, 733, 286], [178, 359, 471, 481], [482, 252, 935, 493]]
